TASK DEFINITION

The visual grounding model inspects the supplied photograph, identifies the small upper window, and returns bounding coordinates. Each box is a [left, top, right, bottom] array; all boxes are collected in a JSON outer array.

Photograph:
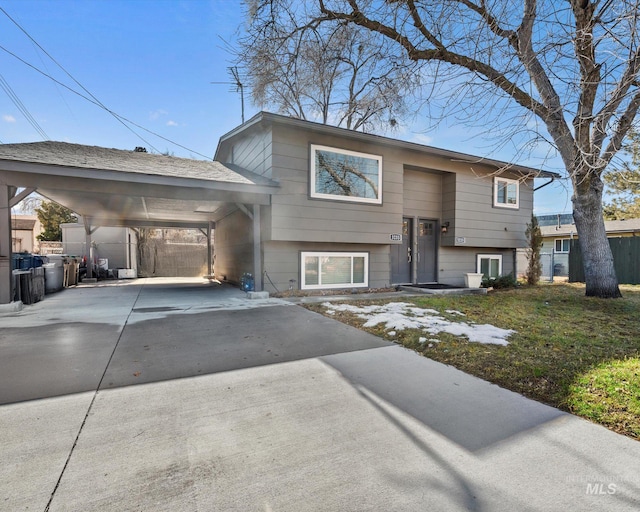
[[494, 177, 519, 209], [310, 144, 382, 204], [555, 239, 571, 253]]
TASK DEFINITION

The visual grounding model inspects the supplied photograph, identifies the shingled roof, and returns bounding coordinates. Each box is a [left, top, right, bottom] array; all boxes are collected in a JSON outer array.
[[541, 218, 640, 236], [0, 141, 277, 187], [11, 218, 36, 230]]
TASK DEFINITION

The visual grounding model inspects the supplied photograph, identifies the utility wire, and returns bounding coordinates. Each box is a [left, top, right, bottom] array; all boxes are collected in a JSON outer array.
[[0, 43, 212, 159], [0, 6, 213, 158], [0, 6, 160, 153], [0, 72, 49, 139]]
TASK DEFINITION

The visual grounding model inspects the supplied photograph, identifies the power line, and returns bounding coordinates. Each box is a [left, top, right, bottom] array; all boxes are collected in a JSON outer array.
[[0, 6, 160, 153], [0, 72, 49, 140], [0, 44, 215, 159], [0, 6, 212, 158]]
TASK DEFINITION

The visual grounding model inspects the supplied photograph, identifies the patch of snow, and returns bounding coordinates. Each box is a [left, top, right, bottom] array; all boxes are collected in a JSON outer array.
[[446, 309, 466, 316], [323, 301, 514, 346], [418, 337, 427, 343]]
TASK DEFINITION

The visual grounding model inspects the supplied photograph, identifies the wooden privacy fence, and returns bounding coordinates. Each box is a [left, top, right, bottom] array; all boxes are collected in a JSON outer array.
[[569, 237, 640, 284]]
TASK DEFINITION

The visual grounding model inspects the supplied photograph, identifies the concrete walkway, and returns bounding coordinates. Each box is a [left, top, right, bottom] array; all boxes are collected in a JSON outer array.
[[1, 278, 639, 511]]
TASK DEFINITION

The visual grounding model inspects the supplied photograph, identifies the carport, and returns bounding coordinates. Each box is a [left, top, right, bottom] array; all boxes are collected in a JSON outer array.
[[0, 141, 279, 304]]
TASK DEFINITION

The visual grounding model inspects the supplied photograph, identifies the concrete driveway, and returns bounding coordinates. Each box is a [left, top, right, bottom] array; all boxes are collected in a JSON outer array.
[[1, 278, 639, 511]]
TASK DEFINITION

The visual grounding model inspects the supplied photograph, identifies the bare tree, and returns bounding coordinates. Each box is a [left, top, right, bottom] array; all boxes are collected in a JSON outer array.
[[525, 214, 543, 286], [237, 1, 421, 132], [248, 0, 640, 298]]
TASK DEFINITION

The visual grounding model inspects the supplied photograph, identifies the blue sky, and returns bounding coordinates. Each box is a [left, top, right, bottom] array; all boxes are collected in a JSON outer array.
[[0, 0, 571, 214]]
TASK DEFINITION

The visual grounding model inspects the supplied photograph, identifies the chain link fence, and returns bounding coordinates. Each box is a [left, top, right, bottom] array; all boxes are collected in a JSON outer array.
[[539, 252, 554, 282]]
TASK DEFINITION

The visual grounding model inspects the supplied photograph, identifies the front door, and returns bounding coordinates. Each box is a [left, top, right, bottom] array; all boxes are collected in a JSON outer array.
[[391, 217, 412, 283], [417, 219, 437, 282]]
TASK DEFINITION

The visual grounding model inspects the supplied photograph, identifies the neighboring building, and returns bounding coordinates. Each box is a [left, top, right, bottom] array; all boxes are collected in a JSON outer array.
[[213, 112, 557, 292], [536, 213, 574, 227], [61, 222, 138, 274], [540, 217, 640, 277], [11, 214, 41, 253]]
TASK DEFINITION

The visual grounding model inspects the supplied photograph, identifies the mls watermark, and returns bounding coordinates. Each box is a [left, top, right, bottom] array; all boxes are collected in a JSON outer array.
[[565, 475, 635, 496], [585, 482, 617, 495]]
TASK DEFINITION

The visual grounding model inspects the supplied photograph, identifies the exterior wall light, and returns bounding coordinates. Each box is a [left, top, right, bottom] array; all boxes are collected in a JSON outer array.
[[441, 221, 450, 234]]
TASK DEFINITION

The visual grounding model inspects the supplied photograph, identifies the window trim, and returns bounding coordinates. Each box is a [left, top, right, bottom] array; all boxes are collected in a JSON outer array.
[[493, 177, 519, 209], [554, 238, 571, 253], [301, 251, 369, 290], [310, 144, 382, 204], [477, 254, 502, 279]]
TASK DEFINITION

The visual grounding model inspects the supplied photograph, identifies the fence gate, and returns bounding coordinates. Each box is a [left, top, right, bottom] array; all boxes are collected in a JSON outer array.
[[540, 252, 554, 282]]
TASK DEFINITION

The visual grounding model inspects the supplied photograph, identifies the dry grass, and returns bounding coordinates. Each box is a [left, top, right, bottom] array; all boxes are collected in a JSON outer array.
[[303, 283, 640, 439]]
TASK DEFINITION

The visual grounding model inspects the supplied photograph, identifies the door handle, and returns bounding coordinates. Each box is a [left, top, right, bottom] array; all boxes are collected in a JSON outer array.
[[407, 248, 412, 263]]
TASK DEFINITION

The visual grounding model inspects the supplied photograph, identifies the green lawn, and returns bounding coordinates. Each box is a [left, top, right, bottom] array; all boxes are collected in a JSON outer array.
[[303, 283, 640, 439]]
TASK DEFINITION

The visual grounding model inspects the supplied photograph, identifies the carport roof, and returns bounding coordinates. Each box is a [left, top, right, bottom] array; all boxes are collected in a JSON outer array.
[[0, 141, 277, 187], [0, 141, 278, 229]]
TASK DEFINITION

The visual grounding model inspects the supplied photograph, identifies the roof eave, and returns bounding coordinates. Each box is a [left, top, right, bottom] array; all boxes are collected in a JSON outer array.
[[0, 158, 279, 194], [216, 111, 561, 178]]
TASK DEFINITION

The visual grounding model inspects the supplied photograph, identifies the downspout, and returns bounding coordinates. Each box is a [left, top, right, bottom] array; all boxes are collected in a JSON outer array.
[[534, 176, 555, 191]]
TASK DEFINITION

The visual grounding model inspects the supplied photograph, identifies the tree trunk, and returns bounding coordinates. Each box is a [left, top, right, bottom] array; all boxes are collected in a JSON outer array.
[[572, 176, 622, 298]]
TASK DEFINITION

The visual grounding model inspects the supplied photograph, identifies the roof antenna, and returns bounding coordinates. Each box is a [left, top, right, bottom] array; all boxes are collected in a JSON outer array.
[[211, 66, 245, 124]]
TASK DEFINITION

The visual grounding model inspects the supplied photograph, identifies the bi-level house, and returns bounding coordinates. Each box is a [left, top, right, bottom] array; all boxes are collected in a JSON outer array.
[[213, 112, 556, 292]]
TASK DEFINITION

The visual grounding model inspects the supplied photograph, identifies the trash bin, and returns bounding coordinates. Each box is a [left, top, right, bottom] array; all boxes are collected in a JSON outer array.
[[43, 263, 64, 293]]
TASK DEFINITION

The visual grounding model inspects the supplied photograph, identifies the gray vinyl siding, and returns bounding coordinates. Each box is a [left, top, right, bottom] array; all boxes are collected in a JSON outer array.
[[402, 169, 442, 219], [441, 172, 533, 249], [218, 126, 273, 179], [438, 247, 516, 286], [268, 125, 403, 245], [214, 209, 254, 285], [218, 120, 531, 251], [214, 113, 541, 290], [262, 241, 390, 293]]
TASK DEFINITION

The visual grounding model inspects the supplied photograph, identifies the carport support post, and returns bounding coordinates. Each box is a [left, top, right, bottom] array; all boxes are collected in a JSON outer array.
[[252, 204, 262, 291], [83, 218, 99, 280], [0, 184, 13, 304], [207, 221, 213, 277]]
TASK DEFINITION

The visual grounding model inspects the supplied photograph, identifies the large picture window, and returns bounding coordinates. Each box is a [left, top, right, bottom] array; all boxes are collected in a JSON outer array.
[[301, 252, 369, 290], [310, 144, 382, 204], [477, 254, 502, 279], [493, 177, 519, 209]]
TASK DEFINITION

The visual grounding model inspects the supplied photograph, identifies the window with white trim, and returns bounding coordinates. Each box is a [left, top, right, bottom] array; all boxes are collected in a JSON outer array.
[[493, 177, 519, 208], [301, 252, 369, 290], [310, 144, 382, 204], [554, 239, 571, 253], [477, 254, 502, 279]]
